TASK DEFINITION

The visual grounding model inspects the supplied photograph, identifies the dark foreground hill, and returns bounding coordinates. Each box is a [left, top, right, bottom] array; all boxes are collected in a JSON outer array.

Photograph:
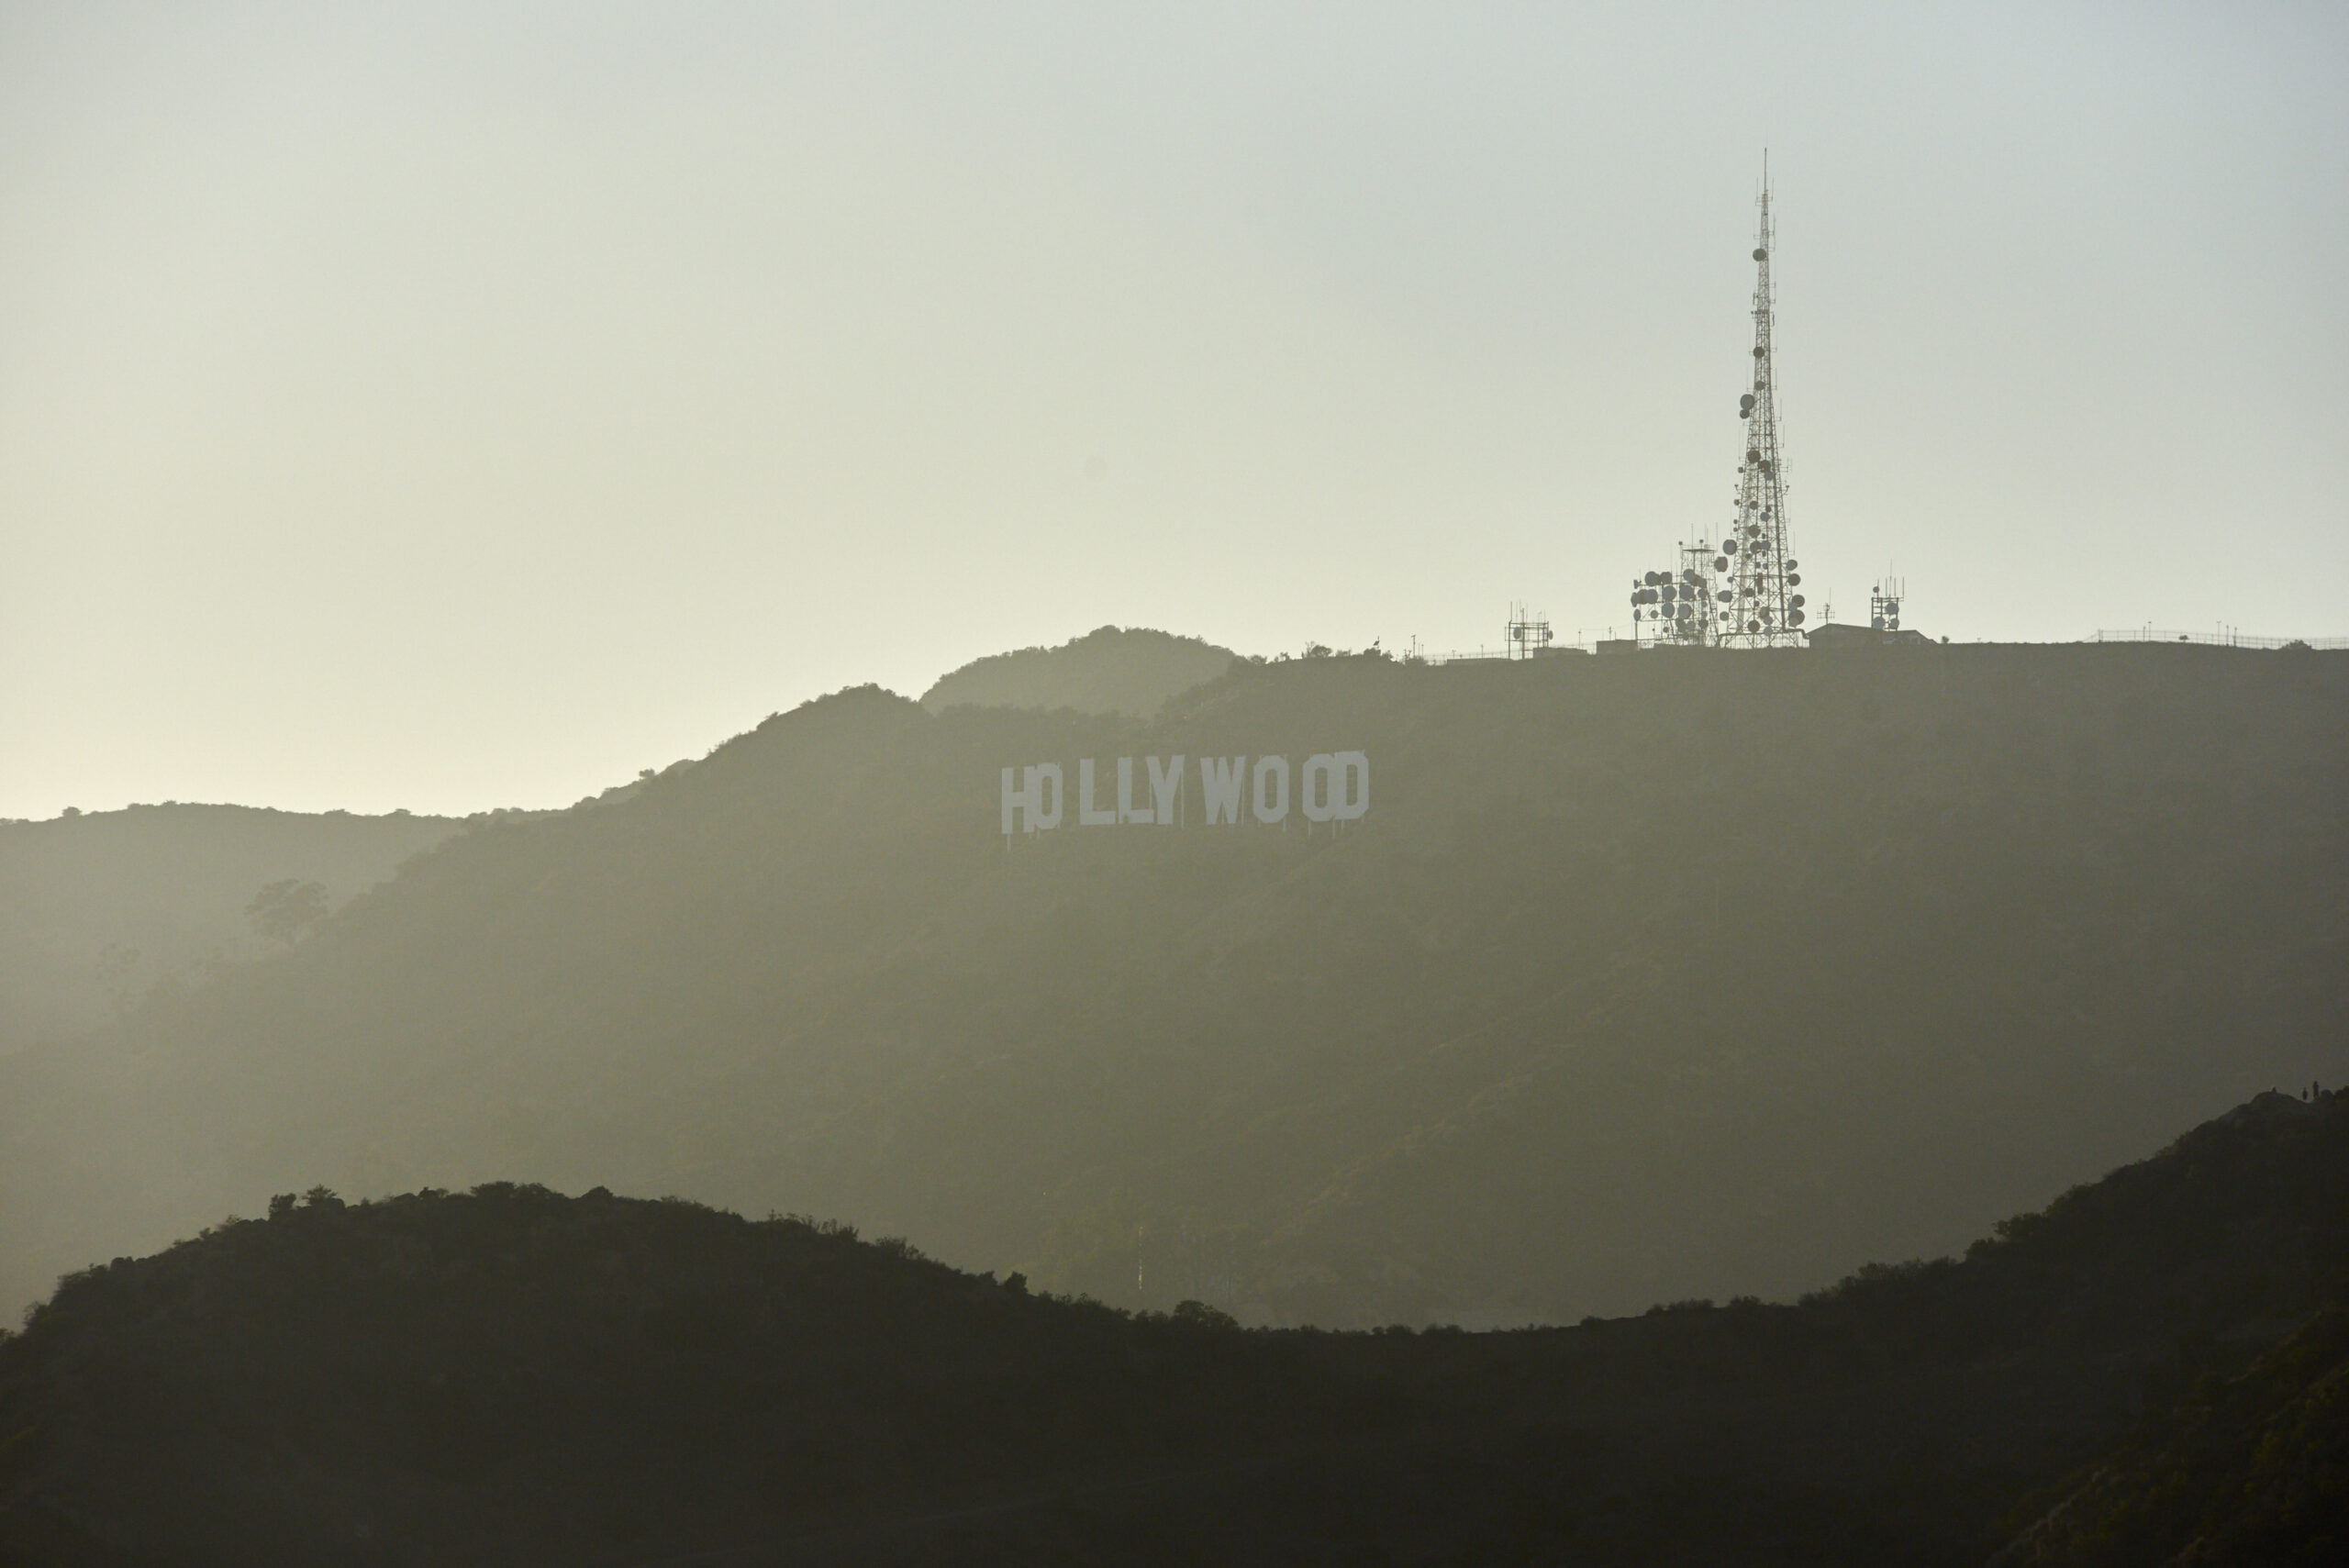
[[918, 626, 1234, 716], [2, 1091, 2343, 1566], [3, 642, 2345, 1324], [0, 805, 460, 1056]]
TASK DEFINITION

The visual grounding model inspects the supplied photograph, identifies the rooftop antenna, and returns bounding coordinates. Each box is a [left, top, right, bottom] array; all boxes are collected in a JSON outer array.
[[1718, 153, 1808, 648], [1871, 572, 1906, 637], [1505, 602, 1554, 659]]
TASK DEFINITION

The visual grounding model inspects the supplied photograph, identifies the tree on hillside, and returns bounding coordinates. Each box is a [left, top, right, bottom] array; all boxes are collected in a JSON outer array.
[[246, 880, 328, 947]]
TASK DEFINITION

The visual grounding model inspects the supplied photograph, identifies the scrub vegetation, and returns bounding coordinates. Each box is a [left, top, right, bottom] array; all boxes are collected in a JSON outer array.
[[1, 1088, 2343, 1563], [2, 638, 2343, 1329]]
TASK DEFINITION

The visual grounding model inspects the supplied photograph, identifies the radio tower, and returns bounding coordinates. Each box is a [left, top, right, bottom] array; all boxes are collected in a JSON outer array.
[[1718, 158, 1807, 647]]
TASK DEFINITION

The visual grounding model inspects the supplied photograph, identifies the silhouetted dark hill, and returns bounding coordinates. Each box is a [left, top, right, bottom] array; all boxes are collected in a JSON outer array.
[[1995, 1304, 2349, 1567], [2, 643, 2343, 1326], [2, 1091, 2343, 1565], [919, 625, 1234, 716], [0, 804, 460, 1055]]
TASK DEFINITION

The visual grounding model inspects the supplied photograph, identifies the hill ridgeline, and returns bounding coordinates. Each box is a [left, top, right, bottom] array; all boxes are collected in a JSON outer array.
[[919, 625, 1234, 716], [1, 639, 2343, 1328], [3, 1088, 2343, 1564], [0, 804, 461, 1057]]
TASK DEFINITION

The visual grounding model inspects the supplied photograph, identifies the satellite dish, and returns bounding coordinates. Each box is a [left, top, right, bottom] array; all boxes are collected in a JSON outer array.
[[1791, 594, 1806, 608], [1787, 573, 1801, 586], [1718, 590, 1732, 602], [1661, 584, 1677, 603], [1753, 247, 1767, 261], [1676, 603, 1692, 619], [1787, 560, 1798, 569], [1714, 555, 1730, 572], [1723, 539, 1739, 554], [1871, 616, 1887, 630], [1789, 608, 1806, 626]]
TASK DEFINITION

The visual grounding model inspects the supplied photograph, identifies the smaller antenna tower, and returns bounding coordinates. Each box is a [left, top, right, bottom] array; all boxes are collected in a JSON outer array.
[[1628, 542, 1723, 647], [1870, 576, 1906, 635], [1505, 603, 1555, 659]]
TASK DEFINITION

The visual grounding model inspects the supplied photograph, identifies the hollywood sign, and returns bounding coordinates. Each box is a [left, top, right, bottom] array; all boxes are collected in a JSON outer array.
[[1001, 753, 1369, 835]]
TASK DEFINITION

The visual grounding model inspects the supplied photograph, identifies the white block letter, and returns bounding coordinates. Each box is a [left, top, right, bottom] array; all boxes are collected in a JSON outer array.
[[1200, 757, 1245, 826], [1029, 763, 1063, 830], [1118, 756, 1153, 824], [1002, 767, 1025, 835], [1300, 754, 1338, 822], [1147, 755, 1185, 826], [1079, 759, 1117, 826], [1331, 751, 1368, 820], [1252, 755, 1289, 824]]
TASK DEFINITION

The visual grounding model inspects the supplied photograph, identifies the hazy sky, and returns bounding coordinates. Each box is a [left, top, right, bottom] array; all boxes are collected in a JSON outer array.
[[4, 3, 2343, 819]]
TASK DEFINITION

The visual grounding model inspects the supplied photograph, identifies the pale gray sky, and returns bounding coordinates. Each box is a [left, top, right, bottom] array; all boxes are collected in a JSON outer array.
[[4, 2, 2343, 819]]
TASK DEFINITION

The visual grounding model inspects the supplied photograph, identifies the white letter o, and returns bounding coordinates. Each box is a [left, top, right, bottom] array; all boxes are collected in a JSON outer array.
[[1252, 755, 1289, 823]]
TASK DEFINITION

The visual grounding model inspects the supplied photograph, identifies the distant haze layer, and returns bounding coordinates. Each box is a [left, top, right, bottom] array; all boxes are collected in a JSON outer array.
[[2, 5, 2343, 820], [6, 640, 2342, 1328]]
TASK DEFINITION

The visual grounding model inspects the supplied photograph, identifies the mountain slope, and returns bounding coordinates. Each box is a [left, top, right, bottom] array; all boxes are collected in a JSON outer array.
[[919, 625, 1234, 716], [2, 1091, 2343, 1565], [1994, 1304, 2349, 1568], [0, 804, 461, 1056], [2, 644, 2343, 1323]]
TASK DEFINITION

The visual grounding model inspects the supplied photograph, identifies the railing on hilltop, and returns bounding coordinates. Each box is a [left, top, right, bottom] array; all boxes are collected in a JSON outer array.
[[1415, 641, 1595, 665], [2093, 628, 2346, 651]]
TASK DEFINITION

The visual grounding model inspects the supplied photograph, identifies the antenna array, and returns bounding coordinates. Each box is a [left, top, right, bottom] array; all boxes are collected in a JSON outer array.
[[1628, 542, 1724, 647], [1870, 577, 1905, 633], [1718, 168, 1807, 646], [1620, 162, 1810, 648], [1504, 603, 1555, 659]]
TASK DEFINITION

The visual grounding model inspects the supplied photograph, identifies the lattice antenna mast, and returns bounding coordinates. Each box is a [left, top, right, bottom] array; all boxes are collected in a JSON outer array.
[[1720, 161, 1808, 647]]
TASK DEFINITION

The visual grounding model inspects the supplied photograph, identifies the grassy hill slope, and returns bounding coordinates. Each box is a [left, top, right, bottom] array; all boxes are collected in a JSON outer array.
[[0, 805, 461, 1056], [1, 643, 2343, 1325], [2, 1090, 2343, 1565]]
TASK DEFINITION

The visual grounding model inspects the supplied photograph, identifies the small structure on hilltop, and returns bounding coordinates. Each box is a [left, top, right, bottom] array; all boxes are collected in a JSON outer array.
[[1805, 576, 1932, 647], [1505, 603, 1556, 659], [1806, 622, 1932, 650]]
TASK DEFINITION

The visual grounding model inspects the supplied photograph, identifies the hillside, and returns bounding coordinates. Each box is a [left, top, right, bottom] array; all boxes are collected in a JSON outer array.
[[919, 625, 1235, 716], [2, 1090, 2343, 1564], [2, 642, 2344, 1326], [1996, 1303, 2349, 1567], [0, 805, 461, 1056]]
